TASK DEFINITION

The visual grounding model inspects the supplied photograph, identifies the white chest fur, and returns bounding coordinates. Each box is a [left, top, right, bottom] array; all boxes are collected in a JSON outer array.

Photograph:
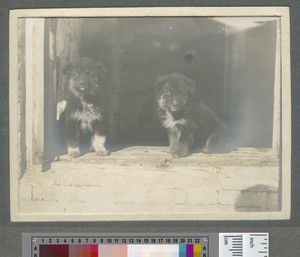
[[161, 109, 186, 129], [70, 103, 103, 132], [159, 96, 186, 129]]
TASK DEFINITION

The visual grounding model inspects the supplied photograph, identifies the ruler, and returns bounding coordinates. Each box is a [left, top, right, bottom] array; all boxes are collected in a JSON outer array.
[[219, 233, 268, 257], [22, 233, 268, 257]]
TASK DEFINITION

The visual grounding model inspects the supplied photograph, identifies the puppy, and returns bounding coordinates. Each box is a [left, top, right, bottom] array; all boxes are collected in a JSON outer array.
[[61, 57, 109, 158], [154, 73, 230, 157]]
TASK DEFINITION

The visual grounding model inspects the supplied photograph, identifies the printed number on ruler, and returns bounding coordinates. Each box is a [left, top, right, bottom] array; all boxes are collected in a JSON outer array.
[[219, 233, 268, 257]]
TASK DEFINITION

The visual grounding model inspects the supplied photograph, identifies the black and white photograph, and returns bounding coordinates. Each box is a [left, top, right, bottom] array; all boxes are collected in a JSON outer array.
[[9, 7, 291, 221]]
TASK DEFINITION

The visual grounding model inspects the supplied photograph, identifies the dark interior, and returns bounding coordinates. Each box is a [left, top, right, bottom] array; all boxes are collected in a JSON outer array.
[[68, 17, 277, 149]]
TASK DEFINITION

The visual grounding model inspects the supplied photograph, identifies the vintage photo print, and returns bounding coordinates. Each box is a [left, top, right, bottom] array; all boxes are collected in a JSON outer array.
[[9, 7, 291, 221]]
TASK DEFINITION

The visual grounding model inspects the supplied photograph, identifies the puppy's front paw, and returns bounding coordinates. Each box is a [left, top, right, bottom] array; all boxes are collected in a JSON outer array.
[[202, 147, 210, 154], [68, 146, 80, 158], [170, 143, 189, 158], [92, 134, 109, 156], [171, 151, 188, 158], [96, 150, 110, 156]]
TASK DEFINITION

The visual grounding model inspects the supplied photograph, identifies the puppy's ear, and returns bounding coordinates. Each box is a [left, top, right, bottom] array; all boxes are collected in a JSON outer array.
[[154, 75, 167, 93], [96, 62, 107, 78], [186, 78, 197, 94]]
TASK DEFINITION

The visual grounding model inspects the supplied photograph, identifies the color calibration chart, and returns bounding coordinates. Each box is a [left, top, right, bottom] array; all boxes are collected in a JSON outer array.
[[22, 233, 268, 257]]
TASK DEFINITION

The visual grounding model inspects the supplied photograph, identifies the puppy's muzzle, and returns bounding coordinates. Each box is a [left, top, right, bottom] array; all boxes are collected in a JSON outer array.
[[170, 100, 180, 111], [78, 80, 88, 92]]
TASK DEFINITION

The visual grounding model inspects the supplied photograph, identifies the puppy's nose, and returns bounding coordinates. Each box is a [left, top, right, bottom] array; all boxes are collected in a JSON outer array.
[[78, 80, 87, 91]]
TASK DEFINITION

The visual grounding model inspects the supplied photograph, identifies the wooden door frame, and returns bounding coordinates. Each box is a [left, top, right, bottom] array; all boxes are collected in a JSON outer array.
[[25, 18, 45, 167]]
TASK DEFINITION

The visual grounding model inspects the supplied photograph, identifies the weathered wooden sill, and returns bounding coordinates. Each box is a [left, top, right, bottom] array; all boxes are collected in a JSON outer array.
[[57, 146, 278, 168]]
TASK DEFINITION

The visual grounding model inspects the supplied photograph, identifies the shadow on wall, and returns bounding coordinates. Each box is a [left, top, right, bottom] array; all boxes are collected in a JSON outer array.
[[235, 184, 279, 212]]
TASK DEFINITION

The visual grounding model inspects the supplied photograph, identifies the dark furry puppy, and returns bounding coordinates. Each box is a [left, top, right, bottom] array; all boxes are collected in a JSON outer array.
[[154, 73, 230, 158], [61, 57, 109, 158]]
